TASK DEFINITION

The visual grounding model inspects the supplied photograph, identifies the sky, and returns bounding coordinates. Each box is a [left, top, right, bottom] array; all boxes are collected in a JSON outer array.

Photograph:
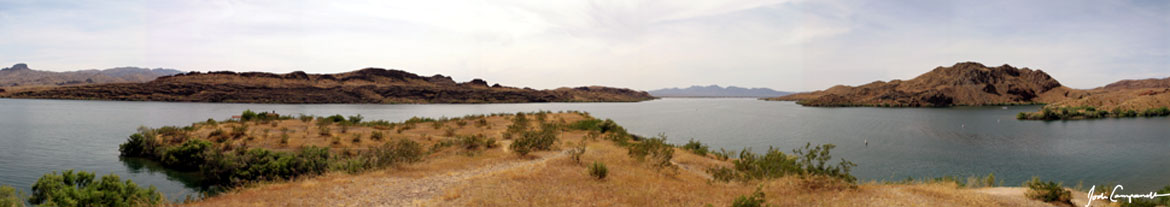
[[0, 0, 1167, 91]]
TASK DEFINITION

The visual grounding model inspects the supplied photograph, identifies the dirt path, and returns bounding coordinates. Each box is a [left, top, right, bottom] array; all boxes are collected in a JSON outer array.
[[331, 150, 569, 206]]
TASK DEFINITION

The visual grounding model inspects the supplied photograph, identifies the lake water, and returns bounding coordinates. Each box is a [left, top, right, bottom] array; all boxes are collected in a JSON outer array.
[[2, 98, 1168, 201]]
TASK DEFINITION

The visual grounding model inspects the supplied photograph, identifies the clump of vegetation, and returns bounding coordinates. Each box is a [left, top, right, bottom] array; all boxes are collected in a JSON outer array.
[[337, 139, 426, 174], [1023, 177, 1071, 205], [588, 161, 608, 180], [120, 111, 436, 188], [160, 139, 213, 170], [28, 170, 163, 207], [370, 131, 385, 141], [627, 134, 674, 168], [1019, 106, 1170, 120], [348, 114, 363, 123], [730, 187, 769, 207], [1119, 185, 1170, 207], [682, 139, 710, 156], [509, 124, 559, 156], [0, 185, 23, 207], [713, 148, 734, 161], [475, 118, 489, 128], [230, 124, 248, 139], [710, 143, 856, 184], [567, 119, 603, 131], [280, 133, 290, 146], [568, 141, 587, 164], [792, 143, 856, 183], [506, 113, 530, 136], [457, 134, 491, 151], [351, 133, 362, 143]]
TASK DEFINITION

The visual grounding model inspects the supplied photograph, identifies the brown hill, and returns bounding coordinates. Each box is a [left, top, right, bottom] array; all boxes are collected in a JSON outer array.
[[0, 68, 654, 104], [1018, 77, 1170, 120], [766, 62, 1085, 107], [0, 63, 183, 87]]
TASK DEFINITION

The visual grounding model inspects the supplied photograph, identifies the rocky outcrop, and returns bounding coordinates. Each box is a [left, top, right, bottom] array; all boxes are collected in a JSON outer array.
[[766, 62, 1082, 107], [1, 68, 655, 104]]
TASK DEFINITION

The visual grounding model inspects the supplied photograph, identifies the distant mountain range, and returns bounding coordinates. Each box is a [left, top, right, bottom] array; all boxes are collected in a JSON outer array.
[[0, 63, 183, 87], [648, 85, 791, 97], [0, 68, 654, 104]]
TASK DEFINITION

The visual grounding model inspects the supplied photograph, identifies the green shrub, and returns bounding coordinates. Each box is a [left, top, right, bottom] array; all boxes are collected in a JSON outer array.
[[510, 124, 559, 156], [241, 109, 258, 121], [29, 170, 162, 207], [347, 114, 363, 123], [160, 139, 213, 171], [588, 161, 608, 180], [984, 173, 996, 187], [280, 133, 290, 146], [709, 166, 740, 182], [118, 133, 159, 158], [201, 146, 333, 186], [1024, 177, 1071, 205], [321, 115, 346, 123], [627, 134, 673, 168], [682, 139, 710, 156], [458, 135, 486, 150], [793, 143, 857, 183], [351, 133, 362, 143], [506, 113, 530, 135], [733, 147, 799, 180], [567, 119, 603, 131], [713, 148, 733, 161], [370, 131, 385, 141], [730, 187, 768, 207], [711, 143, 856, 184], [484, 137, 498, 149], [0, 185, 23, 207], [366, 139, 424, 168], [1141, 107, 1170, 117]]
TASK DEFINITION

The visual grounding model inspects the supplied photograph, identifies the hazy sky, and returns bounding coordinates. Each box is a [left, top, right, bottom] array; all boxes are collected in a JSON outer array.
[[1, 0, 1167, 91]]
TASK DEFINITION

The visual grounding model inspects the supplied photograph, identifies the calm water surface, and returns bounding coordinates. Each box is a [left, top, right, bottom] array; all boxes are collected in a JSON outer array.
[[1, 98, 1168, 201]]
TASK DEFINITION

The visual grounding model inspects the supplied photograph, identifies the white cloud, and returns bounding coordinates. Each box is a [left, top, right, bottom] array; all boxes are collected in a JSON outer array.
[[0, 0, 1165, 91]]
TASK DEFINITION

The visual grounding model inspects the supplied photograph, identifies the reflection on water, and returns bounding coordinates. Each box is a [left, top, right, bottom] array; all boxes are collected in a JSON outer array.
[[118, 157, 221, 199]]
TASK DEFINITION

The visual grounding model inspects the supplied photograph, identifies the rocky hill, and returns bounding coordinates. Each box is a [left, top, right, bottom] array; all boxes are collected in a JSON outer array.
[[0, 68, 654, 104], [766, 62, 1085, 107], [1018, 77, 1170, 120], [0, 63, 183, 87], [648, 85, 791, 97]]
